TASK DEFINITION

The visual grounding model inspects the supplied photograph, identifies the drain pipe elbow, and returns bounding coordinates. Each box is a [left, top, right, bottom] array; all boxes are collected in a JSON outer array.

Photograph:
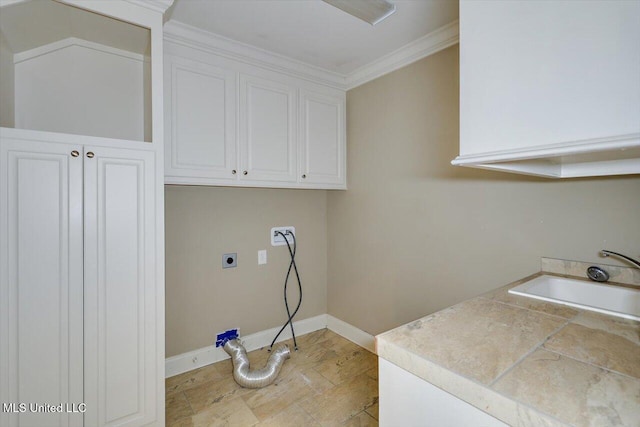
[[223, 339, 290, 389]]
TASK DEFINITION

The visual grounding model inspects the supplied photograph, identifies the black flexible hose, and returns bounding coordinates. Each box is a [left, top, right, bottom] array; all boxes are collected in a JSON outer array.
[[270, 231, 303, 351]]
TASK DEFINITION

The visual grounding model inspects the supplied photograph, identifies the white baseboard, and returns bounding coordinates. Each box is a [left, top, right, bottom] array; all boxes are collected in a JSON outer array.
[[165, 313, 376, 378], [165, 314, 327, 378], [327, 315, 375, 353]]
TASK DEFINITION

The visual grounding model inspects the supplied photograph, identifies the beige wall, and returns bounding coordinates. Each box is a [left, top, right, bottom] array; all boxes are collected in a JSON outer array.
[[327, 45, 640, 336], [165, 186, 327, 357]]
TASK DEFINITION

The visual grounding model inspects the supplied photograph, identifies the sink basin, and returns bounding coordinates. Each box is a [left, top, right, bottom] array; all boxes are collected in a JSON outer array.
[[508, 275, 640, 321]]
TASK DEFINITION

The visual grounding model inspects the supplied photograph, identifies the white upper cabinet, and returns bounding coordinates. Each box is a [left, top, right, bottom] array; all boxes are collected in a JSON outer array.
[[163, 23, 347, 189], [165, 56, 236, 180], [239, 74, 297, 183], [299, 90, 345, 185], [453, 0, 640, 178]]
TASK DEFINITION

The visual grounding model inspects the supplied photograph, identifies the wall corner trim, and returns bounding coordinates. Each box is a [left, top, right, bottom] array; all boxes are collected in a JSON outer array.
[[165, 314, 376, 378]]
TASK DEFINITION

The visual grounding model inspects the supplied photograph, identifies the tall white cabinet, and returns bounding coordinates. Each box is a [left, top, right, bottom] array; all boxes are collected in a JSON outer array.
[[0, 134, 159, 427], [0, 1, 170, 426]]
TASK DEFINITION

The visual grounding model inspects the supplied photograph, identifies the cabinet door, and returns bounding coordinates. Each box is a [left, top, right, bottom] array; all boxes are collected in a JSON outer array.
[[165, 55, 237, 181], [83, 146, 158, 427], [299, 90, 345, 187], [239, 74, 297, 182], [0, 139, 84, 427], [379, 358, 508, 426]]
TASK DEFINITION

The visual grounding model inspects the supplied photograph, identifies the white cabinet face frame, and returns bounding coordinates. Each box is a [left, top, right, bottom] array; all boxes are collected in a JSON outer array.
[[0, 139, 84, 427], [165, 55, 237, 180], [83, 145, 157, 427], [239, 74, 298, 183], [299, 90, 345, 186]]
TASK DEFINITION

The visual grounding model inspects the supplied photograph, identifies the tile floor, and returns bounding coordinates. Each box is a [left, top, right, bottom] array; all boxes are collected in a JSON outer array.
[[166, 329, 379, 426]]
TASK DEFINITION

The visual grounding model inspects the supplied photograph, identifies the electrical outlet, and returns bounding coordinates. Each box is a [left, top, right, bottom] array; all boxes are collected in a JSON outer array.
[[222, 253, 237, 268], [271, 226, 295, 246], [258, 250, 267, 265]]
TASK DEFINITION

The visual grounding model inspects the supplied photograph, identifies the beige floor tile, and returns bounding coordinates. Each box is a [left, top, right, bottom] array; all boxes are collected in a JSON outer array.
[[294, 366, 336, 394], [341, 411, 378, 427], [167, 364, 225, 395], [493, 348, 640, 427], [166, 391, 194, 425], [298, 373, 378, 426], [170, 330, 379, 427], [365, 367, 377, 381], [289, 336, 353, 369], [255, 403, 321, 427], [189, 396, 259, 427], [242, 367, 318, 421], [315, 347, 378, 385], [184, 375, 253, 413], [168, 417, 194, 427], [364, 402, 378, 420]]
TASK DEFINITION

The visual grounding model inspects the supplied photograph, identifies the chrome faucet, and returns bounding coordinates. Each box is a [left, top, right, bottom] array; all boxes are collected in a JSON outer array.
[[600, 250, 640, 269]]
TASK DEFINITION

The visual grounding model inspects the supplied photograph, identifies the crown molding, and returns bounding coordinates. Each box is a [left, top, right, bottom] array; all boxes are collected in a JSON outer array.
[[163, 19, 459, 91], [123, 0, 174, 14], [345, 20, 459, 90], [164, 20, 348, 90]]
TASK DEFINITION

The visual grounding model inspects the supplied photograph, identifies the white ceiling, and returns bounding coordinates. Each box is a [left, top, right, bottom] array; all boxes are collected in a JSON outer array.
[[166, 0, 459, 75]]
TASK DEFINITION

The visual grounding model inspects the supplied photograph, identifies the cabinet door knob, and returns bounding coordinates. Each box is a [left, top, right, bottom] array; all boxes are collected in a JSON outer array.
[[302, 174, 307, 179], [232, 169, 237, 175], [243, 171, 248, 175], [71, 150, 79, 157], [86, 152, 95, 159]]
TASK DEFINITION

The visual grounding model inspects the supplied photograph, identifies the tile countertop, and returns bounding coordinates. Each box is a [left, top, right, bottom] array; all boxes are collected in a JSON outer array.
[[375, 264, 640, 427]]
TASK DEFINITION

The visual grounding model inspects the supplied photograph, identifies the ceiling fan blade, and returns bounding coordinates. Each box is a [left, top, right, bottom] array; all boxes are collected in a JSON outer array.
[[322, 0, 396, 25]]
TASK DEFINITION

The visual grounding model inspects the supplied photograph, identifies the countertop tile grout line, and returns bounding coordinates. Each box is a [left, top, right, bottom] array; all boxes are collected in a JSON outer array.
[[488, 317, 572, 388], [477, 295, 580, 322], [542, 347, 640, 382], [382, 340, 571, 427]]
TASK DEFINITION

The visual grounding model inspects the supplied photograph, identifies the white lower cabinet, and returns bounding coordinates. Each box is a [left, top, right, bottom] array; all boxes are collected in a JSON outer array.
[[379, 358, 507, 427], [0, 135, 161, 427]]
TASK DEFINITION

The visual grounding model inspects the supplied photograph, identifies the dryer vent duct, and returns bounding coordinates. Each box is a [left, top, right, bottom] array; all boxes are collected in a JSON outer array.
[[223, 339, 290, 388]]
